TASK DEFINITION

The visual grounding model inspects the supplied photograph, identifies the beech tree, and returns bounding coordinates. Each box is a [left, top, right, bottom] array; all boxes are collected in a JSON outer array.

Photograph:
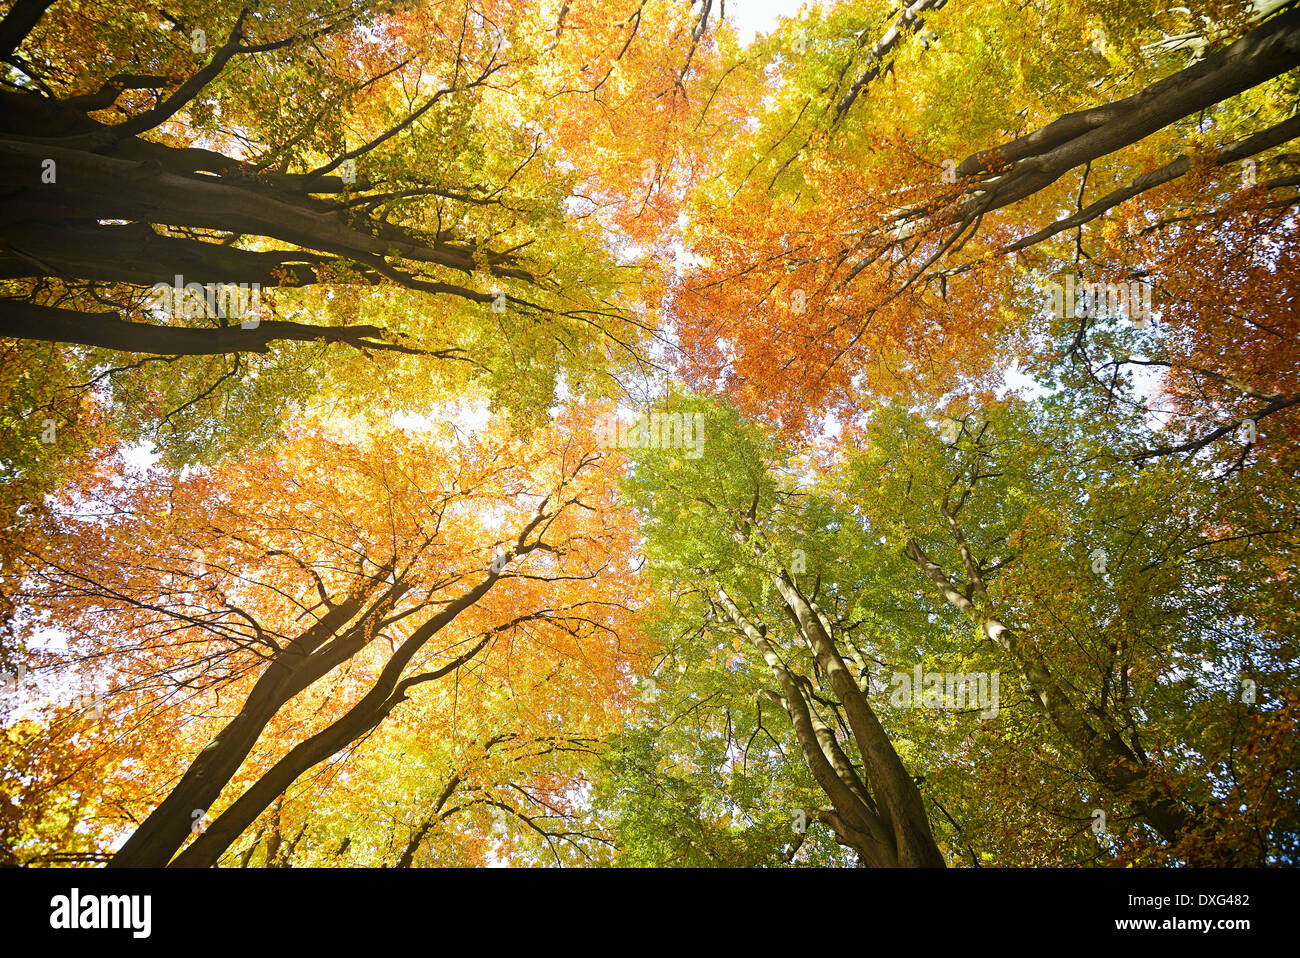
[[671, 0, 1300, 430], [0, 0, 709, 616], [0, 0, 664, 356], [3, 0, 1296, 870], [5, 408, 643, 867], [619, 399, 944, 866], [834, 385, 1299, 864]]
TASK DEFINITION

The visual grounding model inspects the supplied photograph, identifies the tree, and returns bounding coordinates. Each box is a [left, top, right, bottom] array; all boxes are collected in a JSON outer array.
[[835, 390, 1299, 863], [620, 397, 944, 866], [0, 0, 720, 480], [2, 0, 636, 351], [670, 0, 1300, 430], [6, 405, 645, 866], [4, 0, 1296, 871], [0, 0, 717, 637]]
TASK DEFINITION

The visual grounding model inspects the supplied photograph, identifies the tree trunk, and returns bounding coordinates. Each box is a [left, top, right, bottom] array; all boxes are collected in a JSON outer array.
[[904, 538, 1201, 850], [0, 299, 421, 356], [772, 572, 945, 867], [108, 583, 391, 867]]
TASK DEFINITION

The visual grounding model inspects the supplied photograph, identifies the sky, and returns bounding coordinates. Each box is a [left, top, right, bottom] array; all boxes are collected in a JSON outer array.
[[729, 0, 828, 44]]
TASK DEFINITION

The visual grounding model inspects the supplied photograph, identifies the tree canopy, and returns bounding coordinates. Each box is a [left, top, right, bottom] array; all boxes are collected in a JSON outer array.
[[2, 0, 1297, 868]]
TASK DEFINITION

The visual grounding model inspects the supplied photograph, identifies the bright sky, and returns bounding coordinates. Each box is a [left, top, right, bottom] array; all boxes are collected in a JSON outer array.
[[729, 0, 829, 44]]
